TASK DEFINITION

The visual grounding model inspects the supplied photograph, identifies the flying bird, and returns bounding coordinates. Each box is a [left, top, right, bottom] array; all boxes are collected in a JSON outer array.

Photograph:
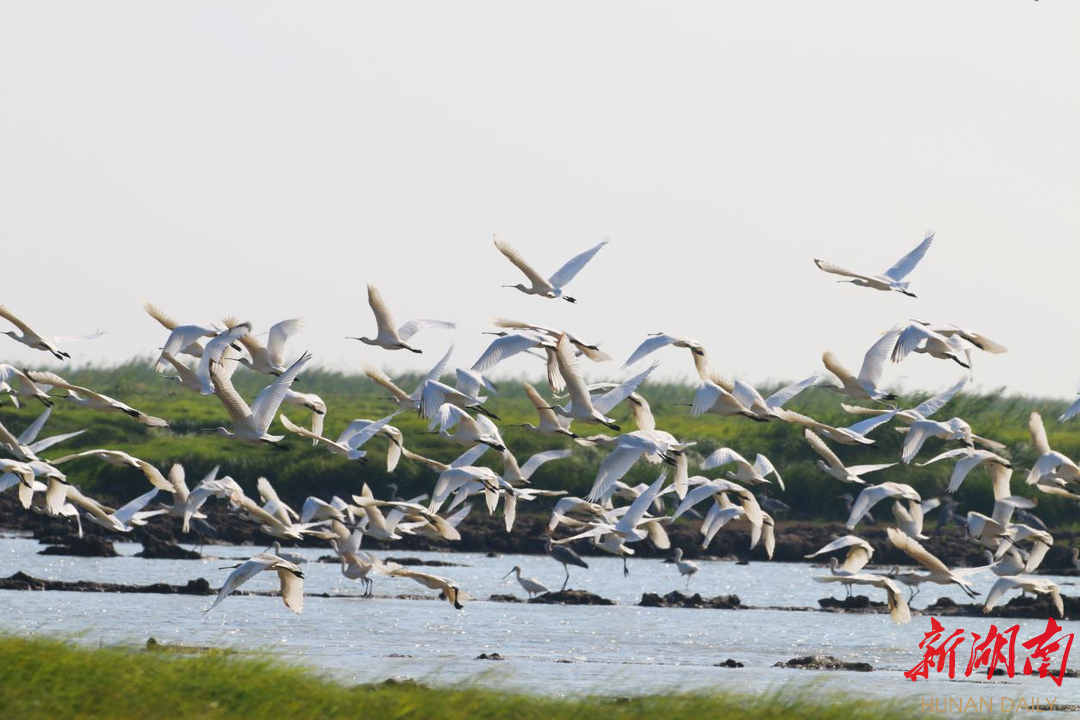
[[813, 231, 934, 297], [494, 235, 608, 303], [348, 284, 454, 353]]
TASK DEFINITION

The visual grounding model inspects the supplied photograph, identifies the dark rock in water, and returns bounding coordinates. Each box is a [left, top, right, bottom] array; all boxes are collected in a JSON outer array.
[[639, 591, 742, 609], [476, 652, 504, 660], [39, 536, 118, 557], [485, 551, 501, 558], [529, 589, 614, 606], [925, 593, 1079, 621], [0, 571, 213, 595], [818, 595, 888, 613], [774, 655, 873, 672], [488, 594, 523, 603], [136, 538, 200, 560], [715, 658, 744, 668], [384, 556, 467, 567]]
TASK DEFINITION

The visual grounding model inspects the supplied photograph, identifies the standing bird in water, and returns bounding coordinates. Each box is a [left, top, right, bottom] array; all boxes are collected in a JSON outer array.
[[504, 566, 549, 598], [666, 548, 700, 587], [545, 534, 589, 591]]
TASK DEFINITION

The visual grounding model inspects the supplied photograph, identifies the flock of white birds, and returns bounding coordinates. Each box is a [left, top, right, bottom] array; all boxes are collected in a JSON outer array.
[[2, 233, 1080, 621]]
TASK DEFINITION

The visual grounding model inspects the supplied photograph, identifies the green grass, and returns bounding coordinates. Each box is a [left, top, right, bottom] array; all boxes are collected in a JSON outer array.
[[0, 635, 922, 719], [3, 359, 1079, 526]]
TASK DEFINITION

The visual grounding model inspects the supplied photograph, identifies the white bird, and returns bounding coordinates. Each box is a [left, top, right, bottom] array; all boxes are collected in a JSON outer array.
[[778, 407, 898, 446], [887, 527, 979, 599], [503, 565, 549, 598], [193, 321, 253, 395], [282, 389, 327, 443], [235, 318, 305, 375], [891, 321, 975, 370], [806, 535, 875, 575], [0, 364, 54, 408], [494, 235, 608, 303], [500, 447, 573, 486], [891, 497, 941, 540], [841, 375, 967, 427], [492, 319, 610, 362], [145, 302, 217, 366], [584, 431, 690, 503], [813, 231, 933, 297], [846, 482, 921, 529], [983, 576, 1063, 618], [1026, 411, 1080, 486], [279, 411, 399, 462], [702, 448, 784, 489], [209, 351, 312, 447], [363, 346, 455, 413], [157, 352, 204, 393], [996, 524, 1054, 573], [817, 330, 899, 402], [0, 305, 95, 359], [900, 417, 1004, 465], [347, 284, 454, 353], [623, 333, 709, 380], [0, 408, 84, 462], [159, 464, 220, 532], [672, 477, 765, 548], [388, 567, 465, 609], [508, 382, 579, 439], [550, 334, 657, 430], [667, 548, 700, 587], [26, 371, 168, 427], [49, 449, 175, 491], [896, 321, 1007, 364], [428, 404, 505, 451], [813, 573, 911, 624], [917, 447, 1012, 494], [86, 488, 167, 532], [803, 429, 896, 484], [205, 550, 305, 614]]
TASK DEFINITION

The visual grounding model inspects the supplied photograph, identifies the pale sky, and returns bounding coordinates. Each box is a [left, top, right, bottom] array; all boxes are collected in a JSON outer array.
[[1, 2, 1078, 398]]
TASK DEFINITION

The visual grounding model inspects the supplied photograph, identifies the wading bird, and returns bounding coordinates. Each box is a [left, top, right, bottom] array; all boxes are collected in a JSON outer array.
[[494, 235, 608, 303], [813, 230, 933, 297], [348, 284, 454, 353]]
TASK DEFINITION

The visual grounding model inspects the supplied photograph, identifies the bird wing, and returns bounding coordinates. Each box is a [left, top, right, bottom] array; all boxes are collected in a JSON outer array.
[[619, 471, 667, 530], [133, 459, 175, 492], [275, 566, 304, 614], [493, 237, 551, 289], [901, 420, 939, 464], [842, 545, 873, 573], [891, 323, 936, 363], [143, 301, 178, 330], [913, 376, 967, 419], [472, 332, 542, 373], [822, 351, 857, 386], [16, 407, 51, 446], [26, 429, 86, 456], [112, 488, 160, 525], [858, 328, 900, 389], [280, 413, 330, 444], [764, 373, 819, 410], [522, 382, 561, 426], [519, 449, 572, 481], [251, 352, 313, 433], [266, 318, 305, 366], [339, 412, 400, 449], [844, 409, 898, 438], [161, 352, 202, 387], [813, 260, 877, 284], [1026, 451, 1075, 486], [398, 319, 455, 343], [622, 334, 676, 368], [845, 462, 897, 477], [412, 345, 454, 399], [548, 239, 608, 289], [805, 534, 873, 559], [946, 452, 986, 493], [554, 334, 593, 410], [586, 441, 648, 502], [592, 361, 658, 416], [753, 454, 782, 490], [888, 527, 952, 576], [702, 447, 751, 473], [982, 576, 1018, 614], [804, 429, 844, 470], [1059, 396, 1080, 424], [882, 231, 933, 281], [198, 323, 252, 388], [1029, 411, 1052, 456], [205, 556, 275, 612], [847, 484, 895, 528], [364, 364, 411, 404], [0, 306, 39, 336], [367, 284, 399, 339], [209, 361, 253, 424]]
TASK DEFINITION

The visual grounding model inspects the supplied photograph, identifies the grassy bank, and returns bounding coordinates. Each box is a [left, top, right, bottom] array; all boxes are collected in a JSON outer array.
[[2, 360, 1079, 526], [0, 635, 920, 719]]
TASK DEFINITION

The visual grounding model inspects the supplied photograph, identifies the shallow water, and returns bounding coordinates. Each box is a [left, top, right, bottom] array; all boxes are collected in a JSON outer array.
[[1, 535, 1077, 708]]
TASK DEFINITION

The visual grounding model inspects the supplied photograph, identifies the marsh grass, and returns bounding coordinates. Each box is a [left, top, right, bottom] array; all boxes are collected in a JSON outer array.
[[0, 635, 922, 719]]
